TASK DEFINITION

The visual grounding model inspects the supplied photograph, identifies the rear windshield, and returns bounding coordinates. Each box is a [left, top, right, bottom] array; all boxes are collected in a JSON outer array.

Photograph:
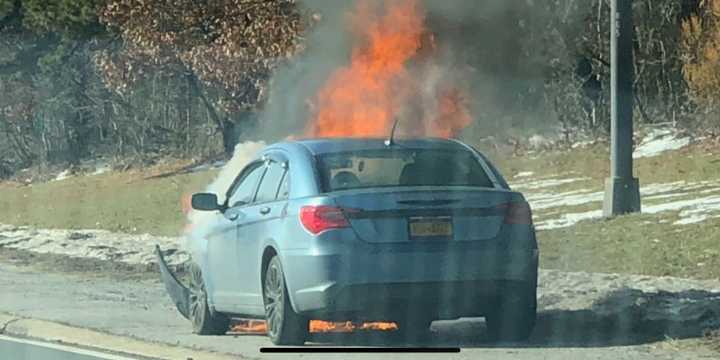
[[316, 148, 495, 192]]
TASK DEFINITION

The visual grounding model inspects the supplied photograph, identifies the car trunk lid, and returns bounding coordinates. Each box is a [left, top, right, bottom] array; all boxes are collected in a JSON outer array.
[[332, 188, 513, 243]]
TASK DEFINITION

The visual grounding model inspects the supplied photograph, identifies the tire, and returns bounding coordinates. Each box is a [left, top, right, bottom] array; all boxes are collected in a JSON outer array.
[[188, 262, 230, 335], [485, 282, 537, 343], [393, 316, 434, 344], [263, 256, 309, 345]]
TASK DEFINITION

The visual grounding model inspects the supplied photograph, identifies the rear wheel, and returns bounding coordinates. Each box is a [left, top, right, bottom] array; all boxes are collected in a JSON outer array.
[[485, 282, 536, 342], [393, 316, 434, 344], [263, 256, 309, 345], [188, 263, 230, 335]]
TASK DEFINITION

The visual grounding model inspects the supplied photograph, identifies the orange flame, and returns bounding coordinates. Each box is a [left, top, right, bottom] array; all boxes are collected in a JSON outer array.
[[310, 320, 398, 333], [307, 0, 472, 139], [229, 320, 398, 334], [230, 319, 269, 334], [431, 88, 472, 138]]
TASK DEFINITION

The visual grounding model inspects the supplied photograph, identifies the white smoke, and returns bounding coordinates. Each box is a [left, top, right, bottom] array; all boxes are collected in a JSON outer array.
[[183, 141, 266, 250]]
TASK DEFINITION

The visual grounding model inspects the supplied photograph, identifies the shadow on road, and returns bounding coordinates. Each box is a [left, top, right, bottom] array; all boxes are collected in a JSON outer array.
[[299, 287, 720, 348]]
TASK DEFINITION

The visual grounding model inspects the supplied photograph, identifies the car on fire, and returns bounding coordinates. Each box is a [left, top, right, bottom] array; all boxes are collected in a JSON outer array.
[[156, 137, 539, 345]]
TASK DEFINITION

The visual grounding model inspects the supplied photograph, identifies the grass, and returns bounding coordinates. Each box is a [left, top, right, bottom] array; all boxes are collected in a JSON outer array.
[[538, 212, 720, 279], [486, 142, 720, 187], [0, 142, 719, 280], [0, 161, 217, 236]]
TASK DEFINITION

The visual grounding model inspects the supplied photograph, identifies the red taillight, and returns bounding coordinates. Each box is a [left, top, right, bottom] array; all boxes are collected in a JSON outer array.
[[300, 206, 351, 234], [498, 202, 533, 225]]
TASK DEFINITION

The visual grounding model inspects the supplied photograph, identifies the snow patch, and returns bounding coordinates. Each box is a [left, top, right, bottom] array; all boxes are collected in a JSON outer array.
[[526, 178, 720, 230], [0, 224, 188, 266], [536, 210, 603, 230], [53, 169, 72, 182], [633, 129, 690, 159], [525, 189, 603, 210], [92, 164, 111, 176], [513, 171, 534, 179], [512, 177, 591, 191]]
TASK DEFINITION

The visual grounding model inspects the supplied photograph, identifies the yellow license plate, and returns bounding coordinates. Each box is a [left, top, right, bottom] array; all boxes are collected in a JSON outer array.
[[409, 218, 453, 237]]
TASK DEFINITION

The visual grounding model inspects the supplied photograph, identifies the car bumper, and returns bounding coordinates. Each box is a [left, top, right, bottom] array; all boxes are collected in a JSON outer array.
[[282, 242, 539, 317]]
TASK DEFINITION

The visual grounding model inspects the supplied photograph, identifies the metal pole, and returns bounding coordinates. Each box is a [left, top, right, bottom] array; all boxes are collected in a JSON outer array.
[[603, 0, 641, 216]]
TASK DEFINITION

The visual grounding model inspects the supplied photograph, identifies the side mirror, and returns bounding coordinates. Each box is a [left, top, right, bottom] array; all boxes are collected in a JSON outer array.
[[191, 193, 221, 212]]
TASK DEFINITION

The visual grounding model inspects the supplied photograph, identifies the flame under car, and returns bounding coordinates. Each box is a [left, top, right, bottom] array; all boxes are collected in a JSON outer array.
[[158, 138, 538, 345]]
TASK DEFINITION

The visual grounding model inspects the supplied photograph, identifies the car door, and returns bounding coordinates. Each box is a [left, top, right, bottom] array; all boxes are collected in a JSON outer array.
[[207, 161, 265, 310], [235, 156, 289, 314]]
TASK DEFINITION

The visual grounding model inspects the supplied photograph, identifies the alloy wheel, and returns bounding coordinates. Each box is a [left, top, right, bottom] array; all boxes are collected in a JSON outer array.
[[264, 261, 285, 339], [189, 264, 208, 331]]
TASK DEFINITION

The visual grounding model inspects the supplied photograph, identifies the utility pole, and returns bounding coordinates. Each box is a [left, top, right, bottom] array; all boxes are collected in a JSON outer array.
[[603, 0, 641, 217]]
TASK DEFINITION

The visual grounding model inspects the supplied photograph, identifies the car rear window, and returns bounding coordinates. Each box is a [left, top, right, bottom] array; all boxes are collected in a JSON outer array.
[[316, 148, 495, 192]]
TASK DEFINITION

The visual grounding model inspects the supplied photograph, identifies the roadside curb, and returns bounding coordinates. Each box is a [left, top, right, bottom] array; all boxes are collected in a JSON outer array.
[[0, 313, 240, 360]]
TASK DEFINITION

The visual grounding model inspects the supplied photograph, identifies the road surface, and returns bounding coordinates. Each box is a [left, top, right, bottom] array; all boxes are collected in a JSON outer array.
[[0, 335, 139, 360], [0, 260, 718, 359]]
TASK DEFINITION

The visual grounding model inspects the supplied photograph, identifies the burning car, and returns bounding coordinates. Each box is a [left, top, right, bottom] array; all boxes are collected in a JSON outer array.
[[157, 137, 538, 345]]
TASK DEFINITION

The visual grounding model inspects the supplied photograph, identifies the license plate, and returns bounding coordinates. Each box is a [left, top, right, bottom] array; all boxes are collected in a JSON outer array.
[[408, 217, 453, 238]]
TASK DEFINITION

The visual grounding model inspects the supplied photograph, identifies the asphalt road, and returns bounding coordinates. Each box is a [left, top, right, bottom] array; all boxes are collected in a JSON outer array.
[[0, 261, 717, 360], [0, 335, 136, 360]]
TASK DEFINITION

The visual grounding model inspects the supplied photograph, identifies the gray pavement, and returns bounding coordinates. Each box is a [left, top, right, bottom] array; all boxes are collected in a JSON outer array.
[[0, 262, 717, 359], [0, 336, 131, 360]]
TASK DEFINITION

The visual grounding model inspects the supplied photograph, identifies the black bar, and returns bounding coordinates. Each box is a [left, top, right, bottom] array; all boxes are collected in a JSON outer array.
[[260, 347, 461, 353]]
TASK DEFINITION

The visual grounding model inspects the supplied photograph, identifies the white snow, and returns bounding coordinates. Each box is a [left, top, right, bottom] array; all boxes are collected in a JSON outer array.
[[518, 175, 720, 230], [528, 134, 553, 149], [525, 189, 604, 210], [633, 129, 691, 159], [512, 177, 591, 191], [644, 195, 720, 215], [92, 165, 111, 176], [571, 140, 594, 149], [0, 224, 188, 266], [536, 210, 603, 230], [513, 171, 534, 179], [53, 170, 72, 182]]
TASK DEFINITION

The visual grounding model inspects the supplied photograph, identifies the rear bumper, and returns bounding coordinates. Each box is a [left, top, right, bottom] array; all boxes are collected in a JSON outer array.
[[299, 280, 511, 321], [283, 242, 538, 318]]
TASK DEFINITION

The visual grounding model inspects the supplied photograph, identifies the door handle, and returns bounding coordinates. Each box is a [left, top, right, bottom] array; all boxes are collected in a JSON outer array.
[[259, 207, 271, 215]]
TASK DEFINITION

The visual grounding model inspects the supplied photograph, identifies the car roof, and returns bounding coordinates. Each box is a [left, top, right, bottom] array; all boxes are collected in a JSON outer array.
[[274, 137, 468, 155]]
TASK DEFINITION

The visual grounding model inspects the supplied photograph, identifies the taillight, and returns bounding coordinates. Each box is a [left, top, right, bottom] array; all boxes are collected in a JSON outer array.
[[300, 206, 352, 234], [498, 202, 533, 225]]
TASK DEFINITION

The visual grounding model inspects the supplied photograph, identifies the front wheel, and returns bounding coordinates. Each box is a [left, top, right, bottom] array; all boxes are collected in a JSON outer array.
[[263, 256, 309, 345], [188, 263, 230, 335], [485, 283, 537, 342]]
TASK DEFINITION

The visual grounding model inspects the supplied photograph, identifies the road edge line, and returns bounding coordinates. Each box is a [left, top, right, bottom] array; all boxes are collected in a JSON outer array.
[[0, 313, 243, 360]]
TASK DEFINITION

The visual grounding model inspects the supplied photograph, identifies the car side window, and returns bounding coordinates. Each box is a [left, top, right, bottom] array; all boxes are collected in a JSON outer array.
[[255, 161, 286, 203], [227, 163, 265, 208]]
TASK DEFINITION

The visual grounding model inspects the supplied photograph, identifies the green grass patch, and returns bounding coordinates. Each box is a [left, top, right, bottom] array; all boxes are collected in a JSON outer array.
[[0, 164, 217, 236], [538, 212, 720, 279]]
